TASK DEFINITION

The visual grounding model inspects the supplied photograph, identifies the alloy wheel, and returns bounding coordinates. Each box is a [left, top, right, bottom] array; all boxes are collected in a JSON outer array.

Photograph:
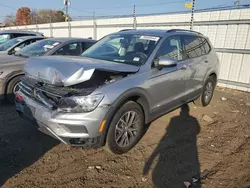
[[115, 111, 140, 147]]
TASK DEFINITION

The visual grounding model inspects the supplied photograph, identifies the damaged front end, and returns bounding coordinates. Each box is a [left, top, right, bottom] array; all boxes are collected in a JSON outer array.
[[16, 56, 139, 147], [20, 56, 139, 112], [19, 76, 104, 113]]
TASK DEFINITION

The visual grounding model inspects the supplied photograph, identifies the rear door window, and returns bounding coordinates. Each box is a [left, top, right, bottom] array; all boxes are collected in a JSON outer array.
[[53, 42, 82, 56], [183, 35, 210, 59], [81, 42, 95, 52]]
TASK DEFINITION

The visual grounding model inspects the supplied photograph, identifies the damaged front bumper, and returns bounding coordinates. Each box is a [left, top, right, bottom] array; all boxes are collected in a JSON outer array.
[[16, 93, 110, 148]]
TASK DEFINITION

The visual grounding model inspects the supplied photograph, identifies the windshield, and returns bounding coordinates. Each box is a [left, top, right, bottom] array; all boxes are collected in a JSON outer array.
[[0, 34, 11, 44], [16, 39, 61, 57], [81, 34, 160, 66], [0, 38, 24, 51]]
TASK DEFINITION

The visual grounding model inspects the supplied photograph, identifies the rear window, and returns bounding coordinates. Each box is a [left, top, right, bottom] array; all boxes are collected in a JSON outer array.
[[183, 35, 211, 59]]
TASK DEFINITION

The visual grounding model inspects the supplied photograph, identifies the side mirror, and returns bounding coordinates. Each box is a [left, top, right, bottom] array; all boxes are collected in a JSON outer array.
[[8, 51, 13, 55], [156, 56, 177, 68]]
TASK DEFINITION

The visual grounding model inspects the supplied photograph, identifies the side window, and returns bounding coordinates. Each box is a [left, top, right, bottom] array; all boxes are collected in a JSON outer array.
[[15, 41, 28, 49], [30, 38, 42, 44], [0, 34, 11, 43], [157, 36, 184, 61], [94, 38, 119, 54], [203, 39, 211, 54], [183, 36, 210, 59], [81, 42, 94, 52], [12, 33, 22, 38], [12, 33, 27, 38], [53, 42, 82, 56], [16, 39, 36, 49], [108, 37, 122, 49]]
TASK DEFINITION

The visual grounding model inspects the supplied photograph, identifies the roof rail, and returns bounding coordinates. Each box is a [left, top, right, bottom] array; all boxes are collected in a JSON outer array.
[[167, 29, 203, 35], [119, 29, 135, 32]]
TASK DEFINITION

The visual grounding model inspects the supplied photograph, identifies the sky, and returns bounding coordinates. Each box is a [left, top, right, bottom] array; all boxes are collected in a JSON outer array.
[[1, 0, 250, 21]]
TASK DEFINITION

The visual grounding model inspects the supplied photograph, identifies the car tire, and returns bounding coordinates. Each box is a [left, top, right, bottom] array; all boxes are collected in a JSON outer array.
[[6, 76, 21, 104], [194, 75, 216, 107], [104, 101, 145, 154]]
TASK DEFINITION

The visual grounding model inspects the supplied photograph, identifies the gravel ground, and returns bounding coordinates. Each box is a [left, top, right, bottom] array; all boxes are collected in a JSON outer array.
[[0, 88, 249, 188]]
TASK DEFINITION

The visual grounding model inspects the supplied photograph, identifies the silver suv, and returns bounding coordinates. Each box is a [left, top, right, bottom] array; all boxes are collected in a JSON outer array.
[[16, 29, 219, 154]]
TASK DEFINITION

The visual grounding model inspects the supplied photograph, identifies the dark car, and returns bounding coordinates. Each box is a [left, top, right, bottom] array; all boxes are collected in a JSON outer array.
[[0, 36, 45, 55], [0, 37, 96, 102], [0, 30, 44, 44]]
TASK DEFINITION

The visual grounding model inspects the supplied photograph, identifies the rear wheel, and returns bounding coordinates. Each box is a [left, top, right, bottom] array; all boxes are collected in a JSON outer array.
[[194, 76, 216, 107], [6, 76, 22, 103], [104, 101, 144, 154]]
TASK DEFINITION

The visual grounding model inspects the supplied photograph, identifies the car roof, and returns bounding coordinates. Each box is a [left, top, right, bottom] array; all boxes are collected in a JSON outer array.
[[0, 30, 43, 35], [117, 29, 203, 37], [45, 37, 96, 43]]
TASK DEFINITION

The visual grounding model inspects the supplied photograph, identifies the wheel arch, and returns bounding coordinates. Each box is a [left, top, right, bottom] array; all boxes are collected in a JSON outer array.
[[4, 71, 24, 96], [99, 88, 151, 146], [208, 72, 217, 83]]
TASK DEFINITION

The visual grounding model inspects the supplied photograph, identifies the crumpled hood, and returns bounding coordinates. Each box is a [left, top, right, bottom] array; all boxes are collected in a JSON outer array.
[[0, 55, 26, 66], [24, 56, 140, 86]]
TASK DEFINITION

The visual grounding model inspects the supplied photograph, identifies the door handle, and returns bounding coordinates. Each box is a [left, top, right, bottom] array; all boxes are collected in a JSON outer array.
[[180, 65, 187, 70]]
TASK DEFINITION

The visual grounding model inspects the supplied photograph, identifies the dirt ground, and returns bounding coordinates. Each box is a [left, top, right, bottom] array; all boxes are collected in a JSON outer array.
[[0, 88, 249, 188]]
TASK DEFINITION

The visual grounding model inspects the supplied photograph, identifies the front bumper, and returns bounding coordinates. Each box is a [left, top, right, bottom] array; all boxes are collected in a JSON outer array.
[[15, 94, 110, 147]]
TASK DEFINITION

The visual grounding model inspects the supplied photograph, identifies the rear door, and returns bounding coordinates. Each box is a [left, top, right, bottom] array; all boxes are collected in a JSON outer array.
[[182, 35, 211, 99], [147, 35, 189, 113]]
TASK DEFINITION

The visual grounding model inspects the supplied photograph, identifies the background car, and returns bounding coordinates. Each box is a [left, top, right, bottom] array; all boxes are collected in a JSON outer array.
[[0, 37, 96, 103], [0, 36, 46, 55], [0, 30, 44, 44]]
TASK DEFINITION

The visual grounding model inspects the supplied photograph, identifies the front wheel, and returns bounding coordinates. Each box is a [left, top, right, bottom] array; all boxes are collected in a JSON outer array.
[[105, 101, 145, 154], [194, 76, 216, 107]]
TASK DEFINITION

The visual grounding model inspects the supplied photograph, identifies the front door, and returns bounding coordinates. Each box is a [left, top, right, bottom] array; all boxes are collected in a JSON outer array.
[[147, 35, 189, 114]]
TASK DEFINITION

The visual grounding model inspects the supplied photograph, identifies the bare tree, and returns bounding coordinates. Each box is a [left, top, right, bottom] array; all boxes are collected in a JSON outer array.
[[31, 9, 69, 24], [4, 14, 16, 26]]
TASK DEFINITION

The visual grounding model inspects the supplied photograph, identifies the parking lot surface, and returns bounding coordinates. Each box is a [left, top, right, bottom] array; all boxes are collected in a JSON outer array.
[[0, 88, 249, 188]]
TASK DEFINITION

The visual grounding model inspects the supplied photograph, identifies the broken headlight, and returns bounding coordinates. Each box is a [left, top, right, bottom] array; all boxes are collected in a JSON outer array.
[[60, 94, 104, 113]]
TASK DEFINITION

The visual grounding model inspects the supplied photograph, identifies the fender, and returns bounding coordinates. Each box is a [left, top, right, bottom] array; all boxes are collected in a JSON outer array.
[[206, 71, 217, 84]]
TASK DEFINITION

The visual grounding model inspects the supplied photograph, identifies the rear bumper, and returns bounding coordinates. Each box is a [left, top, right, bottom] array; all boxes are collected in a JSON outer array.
[[15, 94, 110, 148]]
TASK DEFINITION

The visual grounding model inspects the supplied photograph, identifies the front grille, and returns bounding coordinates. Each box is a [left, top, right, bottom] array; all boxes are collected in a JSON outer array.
[[19, 81, 32, 98], [19, 77, 63, 109]]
